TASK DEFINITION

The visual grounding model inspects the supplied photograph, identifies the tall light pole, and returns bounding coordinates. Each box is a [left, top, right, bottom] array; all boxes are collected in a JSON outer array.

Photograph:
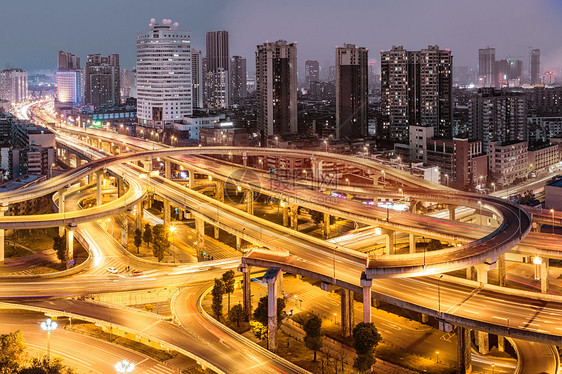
[[444, 174, 449, 187], [40, 318, 57, 360], [491, 182, 495, 193], [115, 360, 135, 373], [324, 140, 328, 152], [551, 209, 555, 234]]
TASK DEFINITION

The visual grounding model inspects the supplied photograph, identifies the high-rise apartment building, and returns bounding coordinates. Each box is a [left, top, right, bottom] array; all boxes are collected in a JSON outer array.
[[0, 69, 28, 104], [191, 49, 203, 109], [56, 50, 83, 105], [230, 56, 247, 105], [136, 18, 192, 128], [381, 45, 453, 141], [335, 44, 368, 139], [305, 60, 320, 88], [120, 68, 135, 100], [479, 47, 496, 87], [85, 54, 120, 107], [496, 58, 523, 87], [531, 49, 540, 85], [255, 40, 297, 137], [205, 30, 229, 108], [469, 88, 527, 152]]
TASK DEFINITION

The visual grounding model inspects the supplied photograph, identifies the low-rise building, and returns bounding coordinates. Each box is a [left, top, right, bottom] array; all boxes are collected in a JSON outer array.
[[528, 143, 560, 174], [488, 141, 528, 186]]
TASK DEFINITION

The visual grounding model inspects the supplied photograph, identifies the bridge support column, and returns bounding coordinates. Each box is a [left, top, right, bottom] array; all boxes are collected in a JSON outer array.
[[245, 189, 254, 215], [96, 170, 104, 206], [421, 314, 429, 323], [476, 331, 489, 355], [360, 273, 372, 323], [164, 160, 171, 179], [214, 226, 220, 240], [0, 205, 7, 265], [120, 213, 128, 247], [540, 258, 549, 294], [457, 327, 472, 374], [66, 224, 76, 266], [163, 199, 171, 226], [58, 187, 69, 236], [117, 177, 124, 198], [475, 264, 488, 284], [215, 180, 224, 202], [290, 205, 298, 230], [242, 154, 248, 167], [409, 234, 416, 253], [323, 213, 331, 238], [147, 157, 153, 172], [236, 236, 242, 251], [239, 263, 252, 320], [497, 254, 506, 287], [136, 202, 143, 229], [195, 217, 205, 256], [282, 203, 289, 227], [341, 289, 354, 338], [497, 335, 505, 352], [382, 229, 394, 255], [188, 169, 195, 189], [264, 267, 283, 353], [448, 205, 456, 221]]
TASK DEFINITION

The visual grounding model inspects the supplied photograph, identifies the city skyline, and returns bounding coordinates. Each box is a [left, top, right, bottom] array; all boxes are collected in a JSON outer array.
[[2, 0, 562, 74]]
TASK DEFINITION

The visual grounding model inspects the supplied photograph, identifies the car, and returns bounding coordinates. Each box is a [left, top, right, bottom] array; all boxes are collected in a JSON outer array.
[[106, 267, 118, 274], [130, 270, 144, 277]]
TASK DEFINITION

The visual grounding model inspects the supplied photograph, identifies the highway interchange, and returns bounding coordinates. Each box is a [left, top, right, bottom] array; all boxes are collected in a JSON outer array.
[[1, 100, 561, 373]]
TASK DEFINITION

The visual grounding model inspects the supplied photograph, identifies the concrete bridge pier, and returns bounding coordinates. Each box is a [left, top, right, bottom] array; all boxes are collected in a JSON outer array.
[[290, 205, 299, 230], [409, 234, 416, 253], [58, 187, 69, 236], [263, 267, 283, 353], [242, 153, 248, 167], [195, 217, 205, 255], [215, 180, 224, 202], [476, 330, 489, 355], [497, 335, 505, 352], [457, 327, 472, 374], [239, 263, 252, 320], [282, 203, 289, 227], [360, 272, 372, 323], [245, 189, 254, 215], [323, 213, 331, 238], [163, 199, 171, 226], [117, 177, 124, 198], [96, 169, 104, 206], [214, 226, 220, 240], [187, 169, 195, 189], [136, 202, 143, 230], [497, 254, 506, 287], [236, 236, 242, 251], [147, 156, 153, 172], [120, 213, 128, 247], [382, 229, 394, 255], [66, 223, 77, 265], [164, 160, 171, 179], [0, 204, 7, 265], [534, 257, 550, 294], [475, 264, 489, 284], [449, 205, 456, 221], [341, 289, 354, 337]]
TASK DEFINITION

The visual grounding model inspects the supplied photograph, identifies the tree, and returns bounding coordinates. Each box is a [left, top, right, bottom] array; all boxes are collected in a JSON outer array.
[[19, 356, 76, 374], [222, 270, 236, 313], [249, 320, 268, 341], [134, 228, 142, 253], [303, 315, 323, 361], [228, 303, 245, 327], [427, 239, 443, 251], [253, 296, 286, 327], [143, 223, 153, 247], [211, 278, 225, 321], [53, 234, 67, 267], [352, 322, 381, 373], [0, 330, 26, 373], [152, 224, 170, 262]]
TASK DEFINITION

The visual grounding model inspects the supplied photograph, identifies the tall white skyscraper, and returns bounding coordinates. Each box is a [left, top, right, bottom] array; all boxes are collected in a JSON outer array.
[[136, 18, 192, 128]]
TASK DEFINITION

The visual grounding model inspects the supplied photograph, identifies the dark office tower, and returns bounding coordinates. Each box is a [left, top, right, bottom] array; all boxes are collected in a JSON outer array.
[[496, 59, 523, 86], [381, 45, 453, 141], [192, 49, 203, 109], [255, 40, 297, 137], [479, 47, 496, 87], [229, 56, 246, 105], [205, 30, 229, 108], [335, 44, 368, 139], [84, 54, 120, 108], [531, 49, 540, 85], [304, 60, 319, 88]]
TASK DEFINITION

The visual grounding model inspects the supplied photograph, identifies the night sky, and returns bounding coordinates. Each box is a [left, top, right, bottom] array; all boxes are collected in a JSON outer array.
[[2, 0, 562, 74]]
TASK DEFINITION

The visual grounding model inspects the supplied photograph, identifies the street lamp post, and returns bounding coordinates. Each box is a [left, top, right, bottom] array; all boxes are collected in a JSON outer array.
[[115, 360, 135, 373], [324, 140, 328, 152], [445, 174, 449, 187], [345, 178, 350, 187], [40, 318, 58, 360], [491, 182, 495, 193], [436, 351, 439, 363]]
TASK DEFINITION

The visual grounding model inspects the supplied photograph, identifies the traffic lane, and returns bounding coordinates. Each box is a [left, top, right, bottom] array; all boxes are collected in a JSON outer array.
[[511, 338, 558, 374], [0, 311, 168, 374]]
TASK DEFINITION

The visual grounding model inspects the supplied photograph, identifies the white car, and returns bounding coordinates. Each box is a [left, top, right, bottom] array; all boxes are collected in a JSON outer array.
[[106, 267, 118, 274]]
